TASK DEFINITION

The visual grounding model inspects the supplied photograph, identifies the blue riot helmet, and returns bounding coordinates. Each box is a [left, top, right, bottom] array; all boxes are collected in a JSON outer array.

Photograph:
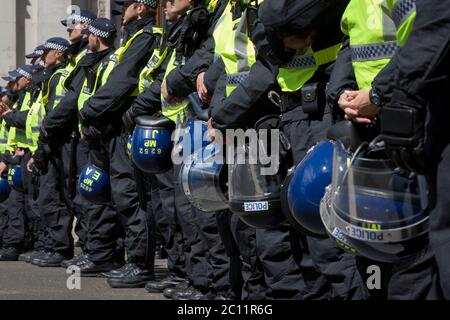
[[328, 138, 429, 263], [0, 174, 10, 202], [285, 140, 333, 237], [180, 142, 229, 212], [318, 139, 358, 254], [8, 165, 23, 190], [131, 114, 175, 173], [173, 119, 211, 162], [79, 164, 111, 204]]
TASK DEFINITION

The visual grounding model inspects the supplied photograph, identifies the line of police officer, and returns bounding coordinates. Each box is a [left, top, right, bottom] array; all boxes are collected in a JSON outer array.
[[0, 0, 449, 300]]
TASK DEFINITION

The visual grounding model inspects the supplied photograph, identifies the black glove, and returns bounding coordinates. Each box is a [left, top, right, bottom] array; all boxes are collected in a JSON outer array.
[[33, 143, 49, 174], [81, 125, 104, 140], [122, 107, 137, 134], [380, 89, 428, 174]]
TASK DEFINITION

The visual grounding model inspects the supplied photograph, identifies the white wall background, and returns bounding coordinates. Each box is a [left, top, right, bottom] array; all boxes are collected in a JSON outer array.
[[0, 0, 112, 82]]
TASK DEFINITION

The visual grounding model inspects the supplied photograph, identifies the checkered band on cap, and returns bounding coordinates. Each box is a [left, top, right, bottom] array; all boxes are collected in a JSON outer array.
[[69, 13, 95, 24], [17, 68, 32, 79], [34, 49, 44, 56], [137, 0, 158, 8], [89, 25, 112, 38], [44, 41, 69, 52]]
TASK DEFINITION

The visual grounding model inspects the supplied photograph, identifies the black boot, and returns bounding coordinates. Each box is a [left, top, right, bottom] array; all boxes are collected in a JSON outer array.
[[163, 280, 190, 299], [172, 287, 207, 300], [101, 263, 135, 279], [145, 274, 185, 293], [78, 258, 119, 277], [0, 247, 21, 261], [61, 253, 88, 268], [35, 252, 73, 267], [106, 264, 155, 288]]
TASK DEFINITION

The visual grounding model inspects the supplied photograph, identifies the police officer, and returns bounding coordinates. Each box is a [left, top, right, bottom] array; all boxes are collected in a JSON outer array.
[[34, 18, 122, 275], [24, 37, 73, 267], [328, 0, 443, 300], [29, 10, 97, 267], [0, 65, 37, 261], [161, 0, 244, 300], [379, 0, 450, 298], [123, 0, 230, 300], [79, 0, 161, 288]]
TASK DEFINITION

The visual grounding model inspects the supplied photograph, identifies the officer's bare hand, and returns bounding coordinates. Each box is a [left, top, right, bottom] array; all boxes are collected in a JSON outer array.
[[196, 72, 210, 104], [26, 158, 34, 173], [0, 102, 11, 116], [0, 162, 7, 176], [161, 80, 182, 104], [341, 90, 380, 124]]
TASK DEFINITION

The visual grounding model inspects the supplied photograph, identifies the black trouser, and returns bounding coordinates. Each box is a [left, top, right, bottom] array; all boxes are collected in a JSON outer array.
[[21, 152, 41, 252], [216, 210, 243, 299], [88, 133, 154, 268], [3, 154, 28, 251], [230, 213, 268, 300], [0, 199, 8, 248], [195, 209, 231, 296], [74, 139, 123, 262], [255, 224, 305, 300], [429, 143, 450, 299], [281, 107, 366, 300], [38, 146, 74, 257], [427, 93, 450, 299], [152, 171, 186, 278], [173, 164, 209, 291]]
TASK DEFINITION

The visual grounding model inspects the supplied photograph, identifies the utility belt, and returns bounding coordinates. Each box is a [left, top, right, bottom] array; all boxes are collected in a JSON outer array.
[[271, 82, 327, 116]]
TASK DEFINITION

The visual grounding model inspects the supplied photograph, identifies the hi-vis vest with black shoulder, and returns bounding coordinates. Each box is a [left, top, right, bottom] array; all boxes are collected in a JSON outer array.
[[212, 1, 258, 98], [341, 0, 416, 89], [138, 28, 165, 94], [6, 91, 32, 151]]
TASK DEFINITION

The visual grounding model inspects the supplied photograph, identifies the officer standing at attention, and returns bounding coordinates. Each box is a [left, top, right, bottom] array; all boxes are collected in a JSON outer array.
[[327, 0, 442, 300], [377, 0, 450, 298], [79, 0, 161, 289], [28, 10, 97, 267], [33, 18, 122, 275], [24, 37, 72, 267], [0, 65, 38, 261]]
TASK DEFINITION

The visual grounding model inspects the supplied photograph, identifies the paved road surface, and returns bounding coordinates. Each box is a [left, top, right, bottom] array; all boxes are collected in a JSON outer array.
[[0, 258, 168, 300]]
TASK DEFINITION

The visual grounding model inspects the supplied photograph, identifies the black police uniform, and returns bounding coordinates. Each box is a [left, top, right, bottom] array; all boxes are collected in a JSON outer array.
[[2, 85, 43, 257], [380, 0, 450, 299], [126, 11, 223, 298], [79, 16, 160, 280], [207, 12, 306, 298], [40, 46, 123, 267]]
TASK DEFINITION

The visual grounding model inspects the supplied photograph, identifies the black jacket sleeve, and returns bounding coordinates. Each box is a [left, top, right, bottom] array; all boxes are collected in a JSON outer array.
[[393, 0, 450, 96], [211, 58, 279, 130], [165, 1, 229, 98], [80, 32, 158, 125], [2, 110, 28, 129], [41, 68, 85, 141], [326, 37, 357, 107], [372, 53, 398, 104], [204, 56, 225, 94], [166, 36, 216, 97], [130, 78, 163, 116]]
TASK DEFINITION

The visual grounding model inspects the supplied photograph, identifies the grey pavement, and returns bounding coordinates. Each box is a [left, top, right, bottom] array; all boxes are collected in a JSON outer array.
[[0, 259, 169, 300]]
